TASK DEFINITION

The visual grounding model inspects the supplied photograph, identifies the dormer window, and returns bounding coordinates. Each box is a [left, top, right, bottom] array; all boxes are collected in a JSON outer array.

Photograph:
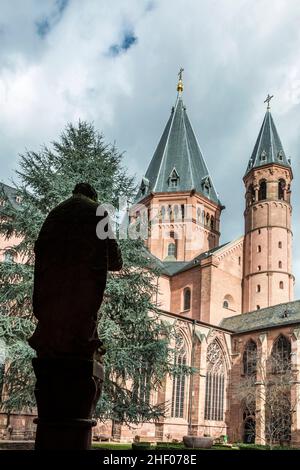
[[15, 196, 21, 204], [140, 177, 149, 197], [201, 176, 211, 196], [278, 150, 284, 161], [168, 168, 179, 189], [260, 150, 267, 161]]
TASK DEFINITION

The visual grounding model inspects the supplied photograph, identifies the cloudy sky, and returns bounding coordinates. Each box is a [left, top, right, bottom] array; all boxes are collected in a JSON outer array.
[[1, 0, 300, 295]]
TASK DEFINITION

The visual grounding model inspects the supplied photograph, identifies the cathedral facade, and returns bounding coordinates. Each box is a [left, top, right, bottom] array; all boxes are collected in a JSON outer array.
[[1, 76, 300, 446], [117, 76, 300, 446]]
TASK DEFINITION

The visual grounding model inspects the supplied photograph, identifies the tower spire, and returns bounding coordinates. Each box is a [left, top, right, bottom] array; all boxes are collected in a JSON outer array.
[[177, 67, 184, 94]]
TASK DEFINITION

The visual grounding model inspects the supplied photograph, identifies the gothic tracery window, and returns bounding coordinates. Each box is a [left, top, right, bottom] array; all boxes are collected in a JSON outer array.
[[204, 340, 225, 421], [171, 335, 187, 418], [271, 335, 291, 373]]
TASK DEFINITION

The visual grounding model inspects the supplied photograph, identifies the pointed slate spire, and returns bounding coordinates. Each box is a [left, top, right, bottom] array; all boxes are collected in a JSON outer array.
[[245, 103, 291, 175], [136, 72, 219, 204]]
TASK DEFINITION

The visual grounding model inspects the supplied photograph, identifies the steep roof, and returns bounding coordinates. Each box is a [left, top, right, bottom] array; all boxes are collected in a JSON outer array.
[[136, 94, 220, 204], [0, 182, 20, 210], [220, 300, 300, 333], [146, 242, 230, 277], [245, 110, 291, 176]]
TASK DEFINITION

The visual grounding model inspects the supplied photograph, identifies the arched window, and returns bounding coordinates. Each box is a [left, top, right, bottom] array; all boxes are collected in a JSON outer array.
[[206, 213, 210, 226], [223, 300, 229, 309], [161, 206, 166, 221], [174, 205, 179, 220], [257, 305, 260, 310], [278, 261, 282, 269], [168, 243, 177, 258], [204, 340, 225, 421], [278, 179, 285, 200], [278, 241, 282, 248], [210, 216, 214, 230], [257, 265, 261, 271], [271, 335, 291, 373], [258, 180, 267, 201], [201, 210, 205, 225], [197, 207, 201, 223], [183, 288, 191, 311], [243, 340, 257, 376], [279, 281, 284, 289], [247, 184, 255, 206], [257, 245, 261, 253], [171, 335, 187, 418], [256, 285, 261, 293]]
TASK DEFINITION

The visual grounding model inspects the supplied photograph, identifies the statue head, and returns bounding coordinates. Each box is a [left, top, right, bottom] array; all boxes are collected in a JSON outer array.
[[72, 182, 98, 202]]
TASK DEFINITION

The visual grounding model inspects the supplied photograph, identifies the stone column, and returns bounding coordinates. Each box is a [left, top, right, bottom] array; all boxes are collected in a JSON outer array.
[[291, 328, 300, 447], [255, 333, 267, 445], [197, 334, 208, 435]]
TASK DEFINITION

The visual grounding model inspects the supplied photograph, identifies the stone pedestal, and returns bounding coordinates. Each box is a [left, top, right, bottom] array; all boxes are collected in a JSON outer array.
[[32, 357, 103, 450]]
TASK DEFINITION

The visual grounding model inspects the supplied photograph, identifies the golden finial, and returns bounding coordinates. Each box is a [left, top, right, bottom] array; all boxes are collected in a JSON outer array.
[[177, 67, 184, 93], [264, 94, 274, 110]]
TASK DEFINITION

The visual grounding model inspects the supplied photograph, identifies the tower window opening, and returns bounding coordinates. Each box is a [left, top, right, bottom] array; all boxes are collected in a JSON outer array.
[[257, 265, 261, 271], [247, 184, 255, 206], [238, 256, 241, 266], [258, 180, 267, 201], [201, 210, 205, 224], [168, 242, 177, 258], [206, 213, 210, 226], [278, 261, 282, 269], [278, 179, 286, 200], [181, 204, 185, 220], [256, 285, 261, 293], [183, 288, 191, 311], [257, 245, 261, 253], [210, 216, 214, 230], [279, 281, 284, 289], [278, 241, 282, 248], [223, 300, 229, 309], [257, 305, 260, 310]]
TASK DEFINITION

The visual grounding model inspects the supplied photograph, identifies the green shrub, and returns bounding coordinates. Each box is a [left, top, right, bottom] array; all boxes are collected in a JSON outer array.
[[132, 442, 152, 450], [238, 443, 269, 451]]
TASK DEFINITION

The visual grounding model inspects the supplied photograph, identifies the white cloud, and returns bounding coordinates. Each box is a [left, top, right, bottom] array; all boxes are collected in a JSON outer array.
[[1, 0, 300, 296]]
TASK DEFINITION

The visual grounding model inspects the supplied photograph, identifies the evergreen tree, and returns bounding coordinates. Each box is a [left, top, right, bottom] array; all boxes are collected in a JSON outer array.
[[0, 121, 185, 424]]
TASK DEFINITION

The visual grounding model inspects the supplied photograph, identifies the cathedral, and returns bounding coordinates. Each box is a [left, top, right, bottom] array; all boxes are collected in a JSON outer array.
[[119, 74, 300, 445], [1, 73, 300, 446]]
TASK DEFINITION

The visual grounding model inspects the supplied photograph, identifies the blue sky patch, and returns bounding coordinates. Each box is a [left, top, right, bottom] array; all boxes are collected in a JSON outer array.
[[35, 0, 69, 38], [108, 32, 138, 57]]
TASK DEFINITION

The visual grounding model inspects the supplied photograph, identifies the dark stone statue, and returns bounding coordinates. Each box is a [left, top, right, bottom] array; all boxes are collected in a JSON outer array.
[[28, 183, 122, 450]]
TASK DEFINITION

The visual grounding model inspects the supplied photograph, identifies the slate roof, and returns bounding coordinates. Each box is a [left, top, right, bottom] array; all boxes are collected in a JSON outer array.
[[220, 300, 300, 333], [245, 110, 291, 176], [0, 182, 20, 210], [136, 94, 220, 204], [146, 242, 229, 277]]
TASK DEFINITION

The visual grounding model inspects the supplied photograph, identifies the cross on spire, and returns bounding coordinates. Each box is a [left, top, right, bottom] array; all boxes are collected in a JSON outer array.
[[177, 67, 184, 93], [264, 94, 274, 110]]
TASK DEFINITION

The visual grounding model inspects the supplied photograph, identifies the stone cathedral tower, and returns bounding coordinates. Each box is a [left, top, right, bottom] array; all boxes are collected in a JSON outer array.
[[242, 97, 294, 312], [135, 71, 223, 262]]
